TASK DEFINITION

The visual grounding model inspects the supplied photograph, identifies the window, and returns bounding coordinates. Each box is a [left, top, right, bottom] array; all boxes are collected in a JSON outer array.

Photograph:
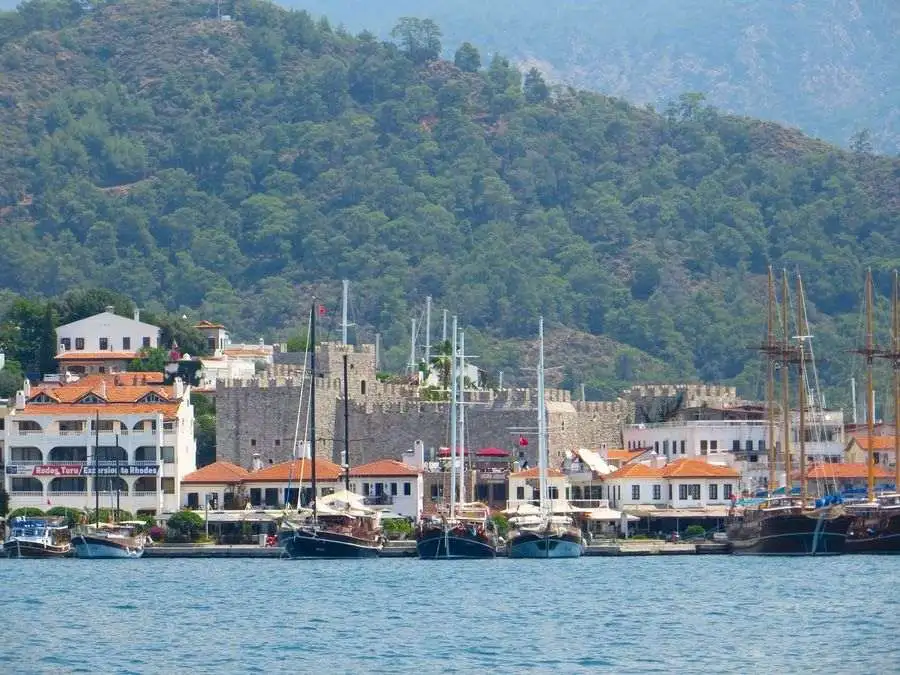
[[187, 492, 199, 509], [631, 485, 640, 500], [431, 484, 439, 499], [321, 487, 334, 497], [403, 482, 411, 496], [61, 338, 71, 351], [81, 394, 106, 404], [724, 484, 734, 501], [758, 439, 765, 452], [90, 419, 114, 431], [749, 454, 758, 463], [360, 380, 366, 395], [654, 441, 659, 453], [709, 484, 718, 500], [663, 440, 669, 455], [548, 486, 559, 499], [162, 478, 175, 494], [161, 446, 175, 463], [679, 484, 701, 500], [680, 440, 685, 454], [98, 366, 106, 374], [390, 482, 398, 496], [516, 486, 525, 500], [75, 337, 85, 350], [250, 488, 261, 506], [99, 337, 108, 351], [669, 484, 673, 500], [732, 440, 741, 452], [362, 482, 370, 495], [653, 484, 661, 500], [274, 439, 280, 447], [264, 488, 279, 506], [710, 440, 718, 451], [250, 439, 256, 447], [745, 440, 753, 452], [123, 337, 131, 350], [143, 337, 151, 347], [700, 440, 708, 454]]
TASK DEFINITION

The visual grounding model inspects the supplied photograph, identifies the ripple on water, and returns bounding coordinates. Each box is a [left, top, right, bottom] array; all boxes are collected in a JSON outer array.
[[1, 557, 898, 673]]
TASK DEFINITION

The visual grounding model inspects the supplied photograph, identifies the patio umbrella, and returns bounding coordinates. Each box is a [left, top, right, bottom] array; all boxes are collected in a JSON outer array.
[[476, 447, 510, 457]]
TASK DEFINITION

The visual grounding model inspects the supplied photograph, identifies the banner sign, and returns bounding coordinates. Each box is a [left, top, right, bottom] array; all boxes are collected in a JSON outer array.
[[5, 464, 159, 477]]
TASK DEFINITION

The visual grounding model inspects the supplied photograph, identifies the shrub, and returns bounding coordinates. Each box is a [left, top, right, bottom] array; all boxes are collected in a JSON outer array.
[[7, 507, 45, 519], [84, 508, 134, 524], [166, 509, 205, 542], [46, 507, 85, 528], [490, 513, 509, 537], [685, 525, 706, 538], [382, 518, 413, 540]]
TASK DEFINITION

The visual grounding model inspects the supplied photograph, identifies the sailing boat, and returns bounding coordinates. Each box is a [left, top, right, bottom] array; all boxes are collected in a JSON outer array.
[[72, 414, 144, 558], [845, 269, 900, 553], [280, 301, 383, 558], [415, 316, 498, 558], [507, 317, 583, 558], [728, 269, 852, 555]]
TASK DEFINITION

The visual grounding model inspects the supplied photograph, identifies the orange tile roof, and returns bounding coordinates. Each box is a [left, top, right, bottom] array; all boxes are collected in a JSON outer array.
[[805, 463, 892, 480], [17, 402, 180, 420], [607, 449, 647, 462], [605, 463, 664, 480], [851, 436, 898, 451], [57, 351, 138, 360], [248, 458, 342, 482], [662, 458, 740, 479], [194, 320, 226, 329], [510, 467, 565, 478], [349, 459, 420, 477], [29, 383, 174, 404], [182, 461, 250, 484], [75, 373, 165, 386]]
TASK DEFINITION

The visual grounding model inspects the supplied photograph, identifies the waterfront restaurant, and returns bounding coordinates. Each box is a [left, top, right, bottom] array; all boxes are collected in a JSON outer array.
[[3, 374, 196, 516]]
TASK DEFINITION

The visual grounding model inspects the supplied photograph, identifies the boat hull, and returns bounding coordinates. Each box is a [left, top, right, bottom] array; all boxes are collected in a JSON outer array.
[[845, 511, 900, 554], [416, 528, 497, 559], [729, 512, 852, 556], [3, 540, 71, 558], [508, 530, 583, 559], [72, 535, 144, 559], [282, 530, 381, 558]]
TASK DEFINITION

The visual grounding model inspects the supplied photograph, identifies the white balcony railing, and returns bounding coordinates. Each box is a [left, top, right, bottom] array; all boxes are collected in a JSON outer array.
[[9, 491, 44, 496], [49, 491, 89, 497]]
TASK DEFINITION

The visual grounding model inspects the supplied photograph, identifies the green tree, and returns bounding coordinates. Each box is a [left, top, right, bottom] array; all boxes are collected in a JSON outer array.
[[523, 68, 549, 104], [192, 392, 217, 467], [128, 346, 168, 372], [391, 17, 442, 63], [454, 42, 481, 72], [0, 485, 9, 519], [167, 509, 205, 542], [0, 359, 24, 398]]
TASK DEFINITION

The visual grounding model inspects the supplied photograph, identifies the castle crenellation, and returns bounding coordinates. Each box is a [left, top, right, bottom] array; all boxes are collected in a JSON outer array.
[[215, 341, 728, 472]]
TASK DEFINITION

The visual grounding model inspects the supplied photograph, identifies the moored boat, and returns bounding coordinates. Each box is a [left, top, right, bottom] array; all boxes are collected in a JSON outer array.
[[845, 494, 900, 553], [72, 523, 145, 559], [416, 503, 498, 559], [3, 516, 72, 558], [728, 497, 852, 555]]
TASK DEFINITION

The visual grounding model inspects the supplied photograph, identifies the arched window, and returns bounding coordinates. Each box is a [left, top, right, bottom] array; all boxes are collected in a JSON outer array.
[[10, 477, 43, 493], [360, 380, 367, 395], [49, 477, 87, 493], [10, 447, 43, 463], [49, 446, 87, 462], [93, 477, 128, 494]]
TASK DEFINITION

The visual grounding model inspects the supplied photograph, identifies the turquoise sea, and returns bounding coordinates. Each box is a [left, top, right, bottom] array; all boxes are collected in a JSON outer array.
[[1, 557, 898, 673]]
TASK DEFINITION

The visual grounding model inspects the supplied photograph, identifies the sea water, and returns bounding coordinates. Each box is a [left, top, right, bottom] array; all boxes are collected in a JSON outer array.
[[1, 556, 898, 673]]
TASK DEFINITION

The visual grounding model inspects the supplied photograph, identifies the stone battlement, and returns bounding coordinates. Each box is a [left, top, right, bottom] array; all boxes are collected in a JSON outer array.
[[625, 383, 738, 403]]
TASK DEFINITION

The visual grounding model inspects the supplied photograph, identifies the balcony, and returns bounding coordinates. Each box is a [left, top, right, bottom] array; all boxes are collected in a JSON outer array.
[[9, 491, 43, 496], [363, 495, 393, 506]]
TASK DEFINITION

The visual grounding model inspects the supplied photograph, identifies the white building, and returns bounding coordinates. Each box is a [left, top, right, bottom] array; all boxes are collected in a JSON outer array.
[[2, 373, 195, 515], [603, 457, 740, 510], [349, 459, 423, 519], [56, 308, 161, 376], [506, 467, 570, 510], [194, 321, 231, 356], [623, 411, 844, 494]]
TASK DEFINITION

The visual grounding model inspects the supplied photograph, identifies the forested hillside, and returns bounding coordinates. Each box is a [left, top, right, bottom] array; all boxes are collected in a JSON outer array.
[[289, 0, 900, 154], [1, 0, 899, 403]]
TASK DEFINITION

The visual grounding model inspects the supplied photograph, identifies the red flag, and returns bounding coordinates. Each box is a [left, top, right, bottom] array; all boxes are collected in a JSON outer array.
[[318, 304, 326, 316], [518, 436, 529, 447]]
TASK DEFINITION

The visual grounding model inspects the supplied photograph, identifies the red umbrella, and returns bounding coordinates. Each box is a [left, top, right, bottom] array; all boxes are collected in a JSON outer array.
[[437, 447, 471, 457], [475, 447, 510, 458]]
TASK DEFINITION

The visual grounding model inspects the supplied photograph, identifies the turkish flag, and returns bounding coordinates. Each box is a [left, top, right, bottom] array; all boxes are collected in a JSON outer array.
[[518, 436, 529, 447], [318, 305, 326, 316]]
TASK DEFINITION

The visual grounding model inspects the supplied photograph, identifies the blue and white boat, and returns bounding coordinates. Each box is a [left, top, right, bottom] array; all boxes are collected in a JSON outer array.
[[506, 317, 583, 559]]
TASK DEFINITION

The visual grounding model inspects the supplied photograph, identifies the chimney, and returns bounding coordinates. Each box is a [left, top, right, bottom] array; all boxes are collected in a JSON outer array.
[[174, 377, 184, 399], [252, 453, 262, 472], [413, 439, 425, 469], [15, 389, 26, 410], [133, 308, 140, 322]]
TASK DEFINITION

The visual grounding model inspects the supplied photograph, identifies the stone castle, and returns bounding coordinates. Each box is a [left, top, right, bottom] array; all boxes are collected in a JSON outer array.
[[215, 342, 738, 470]]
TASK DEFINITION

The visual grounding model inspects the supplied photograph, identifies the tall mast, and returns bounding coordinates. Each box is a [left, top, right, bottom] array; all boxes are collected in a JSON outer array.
[[796, 274, 808, 505], [442, 310, 448, 344], [341, 280, 349, 346], [893, 271, 900, 495], [449, 316, 458, 519], [765, 267, 778, 496], [94, 410, 100, 526], [342, 353, 351, 492], [424, 296, 432, 366], [409, 318, 417, 374], [865, 269, 876, 501], [781, 271, 792, 497], [458, 330, 466, 504], [537, 317, 548, 514], [310, 302, 317, 521]]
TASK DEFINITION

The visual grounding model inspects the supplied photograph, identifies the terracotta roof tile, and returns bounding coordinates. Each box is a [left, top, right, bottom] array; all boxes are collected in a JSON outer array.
[[805, 463, 892, 480], [194, 320, 226, 329], [29, 383, 174, 404], [248, 458, 342, 482], [56, 351, 138, 360], [607, 449, 647, 462], [605, 463, 664, 480], [349, 459, 420, 477], [182, 461, 250, 484], [510, 467, 565, 478], [851, 436, 898, 451], [17, 402, 180, 420], [661, 458, 740, 479]]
